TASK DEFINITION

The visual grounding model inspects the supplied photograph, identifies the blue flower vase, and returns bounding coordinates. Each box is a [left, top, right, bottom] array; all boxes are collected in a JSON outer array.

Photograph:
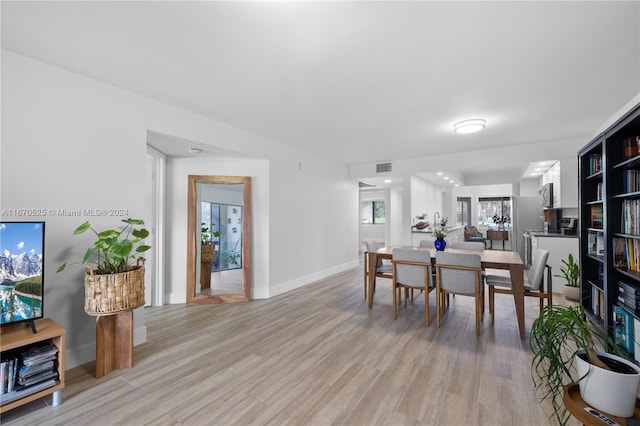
[[434, 238, 446, 251]]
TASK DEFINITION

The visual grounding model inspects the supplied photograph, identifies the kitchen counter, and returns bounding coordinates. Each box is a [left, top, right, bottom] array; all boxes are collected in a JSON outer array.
[[529, 231, 578, 239]]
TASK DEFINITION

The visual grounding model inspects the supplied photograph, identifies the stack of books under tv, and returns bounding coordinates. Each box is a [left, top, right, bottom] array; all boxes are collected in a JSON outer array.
[[0, 342, 59, 406]]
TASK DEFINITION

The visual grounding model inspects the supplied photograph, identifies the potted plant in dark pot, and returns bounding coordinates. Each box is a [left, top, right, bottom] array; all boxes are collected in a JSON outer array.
[[57, 218, 151, 315], [555, 253, 580, 302], [530, 304, 640, 425]]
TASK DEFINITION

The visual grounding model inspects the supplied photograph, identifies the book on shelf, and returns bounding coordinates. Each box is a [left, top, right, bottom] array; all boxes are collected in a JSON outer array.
[[622, 199, 640, 234], [614, 238, 629, 268], [614, 305, 635, 355], [622, 170, 640, 193], [624, 136, 640, 159], [590, 152, 603, 175], [611, 238, 640, 272], [592, 287, 605, 319], [634, 317, 640, 364], [596, 181, 603, 200], [591, 204, 603, 228], [619, 280, 640, 295], [0, 342, 59, 399]]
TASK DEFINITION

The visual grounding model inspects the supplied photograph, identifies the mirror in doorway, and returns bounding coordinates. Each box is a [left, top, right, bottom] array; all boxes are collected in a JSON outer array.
[[187, 175, 251, 304]]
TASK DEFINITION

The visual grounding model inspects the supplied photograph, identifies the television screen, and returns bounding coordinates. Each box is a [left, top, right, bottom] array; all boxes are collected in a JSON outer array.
[[0, 221, 45, 326]]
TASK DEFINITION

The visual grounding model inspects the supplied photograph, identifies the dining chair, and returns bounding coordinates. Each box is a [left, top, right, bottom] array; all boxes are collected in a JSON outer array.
[[485, 248, 552, 324], [363, 240, 393, 300], [448, 241, 486, 250], [391, 248, 434, 325], [419, 239, 435, 248], [435, 251, 485, 335]]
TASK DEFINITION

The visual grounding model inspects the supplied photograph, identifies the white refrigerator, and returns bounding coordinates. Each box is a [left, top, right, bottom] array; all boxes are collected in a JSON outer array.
[[512, 196, 544, 261]]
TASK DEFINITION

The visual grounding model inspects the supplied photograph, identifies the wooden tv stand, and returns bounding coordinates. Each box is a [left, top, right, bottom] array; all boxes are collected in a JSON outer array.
[[0, 318, 65, 413]]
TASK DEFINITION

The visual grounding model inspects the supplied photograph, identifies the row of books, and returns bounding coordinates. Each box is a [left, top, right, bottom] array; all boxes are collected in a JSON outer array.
[[0, 342, 58, 398], [592, 286, 605, 320], [588, 231, 605, 257], [590, 204, 603, 228], [621, 199, 640, 234], [613, 237, 640, 272], [624, 136, 640, 159], [622, 170, 640, 193], [589, 152, 603, 175], [618, 281, 640, 313]]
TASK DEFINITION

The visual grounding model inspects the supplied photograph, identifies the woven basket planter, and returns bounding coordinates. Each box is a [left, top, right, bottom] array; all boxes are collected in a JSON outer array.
[[84, 261, 145, 316]]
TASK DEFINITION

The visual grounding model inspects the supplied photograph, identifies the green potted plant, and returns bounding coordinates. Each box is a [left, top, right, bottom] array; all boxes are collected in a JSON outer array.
[[530, 304, 640, 425], [57, 218, 151, 315], [554, 253, 580, 302]]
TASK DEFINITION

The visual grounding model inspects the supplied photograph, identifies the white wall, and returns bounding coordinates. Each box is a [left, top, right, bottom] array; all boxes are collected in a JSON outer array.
[[2, 50, 359, 368]]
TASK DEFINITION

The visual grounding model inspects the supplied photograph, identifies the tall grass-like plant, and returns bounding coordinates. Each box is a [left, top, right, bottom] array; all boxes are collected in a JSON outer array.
[[530, 304, 624, 425]]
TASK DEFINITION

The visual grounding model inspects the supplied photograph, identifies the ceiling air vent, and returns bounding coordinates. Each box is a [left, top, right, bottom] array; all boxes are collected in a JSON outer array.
[[376, 162, 392, 173]]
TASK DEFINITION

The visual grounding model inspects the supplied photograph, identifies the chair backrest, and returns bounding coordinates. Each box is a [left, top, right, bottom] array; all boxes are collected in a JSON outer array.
[[392, 248, 432, 287], [364, 240, 383, 268], [419, 239, 435, 248], [436, 251, 482, 294], [449, 241, 485, 251], [528, 248, 550, 291]]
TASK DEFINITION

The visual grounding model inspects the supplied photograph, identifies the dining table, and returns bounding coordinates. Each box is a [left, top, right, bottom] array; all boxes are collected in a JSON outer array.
[[368, 245, 527, 339]]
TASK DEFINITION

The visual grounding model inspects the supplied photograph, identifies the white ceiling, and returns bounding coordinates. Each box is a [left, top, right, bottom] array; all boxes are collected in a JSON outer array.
[[3, 1, 639, 187]]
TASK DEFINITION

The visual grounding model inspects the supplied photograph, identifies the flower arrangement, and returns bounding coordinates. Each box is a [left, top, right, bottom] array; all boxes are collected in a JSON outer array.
[[492, 215, 511, 225], [433, 228, 447, 239], [439, 217, 448, 227]]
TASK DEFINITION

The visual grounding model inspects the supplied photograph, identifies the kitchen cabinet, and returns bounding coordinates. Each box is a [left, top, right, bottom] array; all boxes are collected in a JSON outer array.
[[541, 159, 578, 208]]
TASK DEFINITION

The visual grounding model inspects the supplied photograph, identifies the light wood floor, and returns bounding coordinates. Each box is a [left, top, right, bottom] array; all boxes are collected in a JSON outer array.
[[1, 266, 577, 425]]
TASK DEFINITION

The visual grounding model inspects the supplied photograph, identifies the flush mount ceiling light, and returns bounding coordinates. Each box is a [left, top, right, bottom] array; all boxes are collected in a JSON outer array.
[[188, 148, 202, 154], [453, 118, 486, 134]]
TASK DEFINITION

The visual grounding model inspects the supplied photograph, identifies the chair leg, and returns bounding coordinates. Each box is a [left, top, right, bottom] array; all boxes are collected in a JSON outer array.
[[436, 287, 441, 328], [393, 283, 397, 320], [424, 288, 430, 326], [476, 295, 481, 336], [489, 285, 495, 324]]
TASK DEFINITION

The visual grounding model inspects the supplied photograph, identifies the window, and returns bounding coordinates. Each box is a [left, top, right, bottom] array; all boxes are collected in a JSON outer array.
[[478, 197, 512, 227], [456, 197, 471, 226], [361, 200, 385, 224]]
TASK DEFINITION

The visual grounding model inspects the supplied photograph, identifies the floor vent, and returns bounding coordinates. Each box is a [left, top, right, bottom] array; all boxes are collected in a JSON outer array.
[[376, 162, 392, 173]]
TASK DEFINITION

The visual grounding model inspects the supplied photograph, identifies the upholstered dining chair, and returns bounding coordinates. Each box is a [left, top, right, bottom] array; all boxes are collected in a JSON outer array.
[[449, 241, 486, 251], [485, 248, 552, 324], [363, 240, 393, 300], [464, 225, 487, 247], [419, 239, 434, 248], [391, 248, 434, 325], [435, 251, 485, 335]]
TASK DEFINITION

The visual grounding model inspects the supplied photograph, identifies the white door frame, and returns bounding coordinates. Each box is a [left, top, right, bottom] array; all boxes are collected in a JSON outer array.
[[146, 144, 166, 306]]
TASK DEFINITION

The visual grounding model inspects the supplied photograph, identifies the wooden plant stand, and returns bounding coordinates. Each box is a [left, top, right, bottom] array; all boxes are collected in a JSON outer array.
[[95, 310, 133, 379]]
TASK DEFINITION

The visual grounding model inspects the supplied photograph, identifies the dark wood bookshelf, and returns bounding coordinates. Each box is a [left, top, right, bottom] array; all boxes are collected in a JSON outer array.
[[579, 102, 640, 349]]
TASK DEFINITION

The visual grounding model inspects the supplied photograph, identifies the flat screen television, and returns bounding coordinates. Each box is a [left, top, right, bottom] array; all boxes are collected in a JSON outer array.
[[0, 221, 45, 331]]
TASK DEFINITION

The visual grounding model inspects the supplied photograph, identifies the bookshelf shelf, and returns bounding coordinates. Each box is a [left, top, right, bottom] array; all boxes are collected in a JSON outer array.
[[0, 318, 65, 413], [579, 102, 640, 357]]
